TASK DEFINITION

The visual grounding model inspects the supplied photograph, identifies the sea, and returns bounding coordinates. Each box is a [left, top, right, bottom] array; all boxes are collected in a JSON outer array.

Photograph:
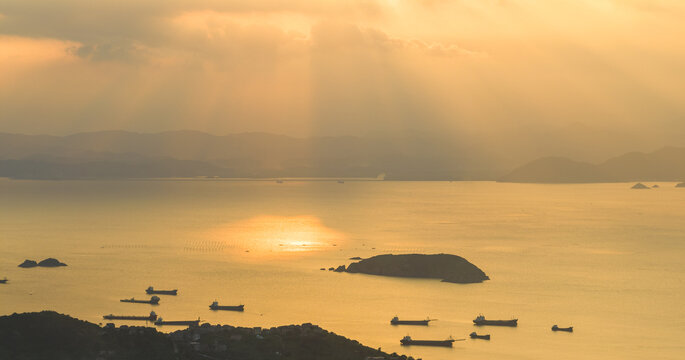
[[1, 179, 684, 360]]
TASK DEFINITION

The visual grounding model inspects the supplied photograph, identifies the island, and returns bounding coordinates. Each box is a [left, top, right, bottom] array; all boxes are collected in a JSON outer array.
[[631, 183, 650, 189], [342, 254, 489, 284], [677, 182, 685, 188], [17, 258, 67, 268], [0, 311, 413, 360]]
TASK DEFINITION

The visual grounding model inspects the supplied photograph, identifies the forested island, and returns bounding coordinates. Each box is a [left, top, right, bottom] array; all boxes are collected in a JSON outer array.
[[339, 254, 489, 284]]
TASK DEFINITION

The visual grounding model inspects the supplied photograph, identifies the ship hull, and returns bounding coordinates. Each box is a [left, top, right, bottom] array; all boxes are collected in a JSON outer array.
[[552, 327, 573, 332], [120, 299, 159, 305], [391, 320, 430, 326], [210, 305, 244, 311], [400, 340, 454, 347], [155, 320, 200, 326], [470, 334, 491, 340], [146, 290, 177, 295], [473, 319, 517, 327], [103, 315, 156, 321]]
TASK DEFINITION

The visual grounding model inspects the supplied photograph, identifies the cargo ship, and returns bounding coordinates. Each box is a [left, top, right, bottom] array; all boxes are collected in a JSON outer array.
[[0, 278, 7, 284], [473, 315, 517, 327], [146, 286, 178, 295], [209, 301, 244, 311], [552, 325, 573, 332], [390, 316, 431, 325], [103, 311, 157, 321], [400, 336, 460, 347], [469, 332, 491, 340], [154, 317, 201, 326], [120, 296, 160, 305]]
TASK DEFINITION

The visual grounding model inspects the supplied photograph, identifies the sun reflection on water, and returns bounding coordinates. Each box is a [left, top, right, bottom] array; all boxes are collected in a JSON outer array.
[[205, 215, 344, 256]]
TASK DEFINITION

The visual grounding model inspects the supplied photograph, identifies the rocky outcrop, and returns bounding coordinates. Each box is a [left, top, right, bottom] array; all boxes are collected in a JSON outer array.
[[18, 258, 67, 268], [37, 258, 67, 267], [676, 182, 685, 188], [344, 253, 489, 284], [18, 259, 38, 268], [631, 183, 650, 189]]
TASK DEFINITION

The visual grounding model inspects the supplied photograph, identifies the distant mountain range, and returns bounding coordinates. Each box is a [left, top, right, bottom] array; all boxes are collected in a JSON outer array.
[[1, 131, 683, 181], [499, 147, 685, 183], [0, 131, 503, 180]]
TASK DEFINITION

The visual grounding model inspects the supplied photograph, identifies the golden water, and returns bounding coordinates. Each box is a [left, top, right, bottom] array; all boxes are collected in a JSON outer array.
[[1, 180, 684, 359]]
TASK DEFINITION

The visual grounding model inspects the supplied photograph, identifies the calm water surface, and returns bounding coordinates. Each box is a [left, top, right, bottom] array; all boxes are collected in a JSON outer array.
[[1, 180, 684, 359]]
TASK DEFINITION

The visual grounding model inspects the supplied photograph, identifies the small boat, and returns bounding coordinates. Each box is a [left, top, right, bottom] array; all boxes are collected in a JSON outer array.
[[103, 311, 157, 321], [400, 335, 462, 347], [146, 286, 178, 295], [390, 316, 431, 326], [120, 296, 160, 305], [469, 332, 491, 340], [154, 317, 200, 326], [276, 180, 284, 184], [0, 278, 8, 284], [337, 180, 345, 184], [552, 325, 573, 332], [473, 315, 517, 327], [209, 301, 244, 311]]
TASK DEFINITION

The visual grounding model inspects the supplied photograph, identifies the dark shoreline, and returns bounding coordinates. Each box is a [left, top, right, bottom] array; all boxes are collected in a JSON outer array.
[[0, 311, 415, 360]]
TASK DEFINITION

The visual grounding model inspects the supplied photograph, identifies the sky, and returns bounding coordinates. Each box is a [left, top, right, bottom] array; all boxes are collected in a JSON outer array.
[[1, 0, 684, 152]]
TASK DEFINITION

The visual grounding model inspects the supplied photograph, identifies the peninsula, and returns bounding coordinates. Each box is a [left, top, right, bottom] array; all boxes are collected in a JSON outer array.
[[342, 254, 489, 284]]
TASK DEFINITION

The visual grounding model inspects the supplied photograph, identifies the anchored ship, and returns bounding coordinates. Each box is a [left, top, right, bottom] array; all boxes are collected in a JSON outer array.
[[473, 315, 517, 327], [209, 301, 244, 311], [120, 296, 160, 305], [154, 317, 200, 326], [400, 336, 461, 347], [146, 286, 178, 295], [552, 325, 573, 332], [103, 311, 157, 321], [469, 332, 491, 340], [390, 316, 431, 326]]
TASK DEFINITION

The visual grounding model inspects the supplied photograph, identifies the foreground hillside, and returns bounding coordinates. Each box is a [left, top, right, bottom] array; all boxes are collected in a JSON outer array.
[[0, 311, 411, 360]]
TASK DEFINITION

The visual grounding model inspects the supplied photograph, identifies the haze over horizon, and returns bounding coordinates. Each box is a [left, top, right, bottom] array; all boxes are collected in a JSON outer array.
[[1, 0, 685, 159], [3, 3, 685, 359]]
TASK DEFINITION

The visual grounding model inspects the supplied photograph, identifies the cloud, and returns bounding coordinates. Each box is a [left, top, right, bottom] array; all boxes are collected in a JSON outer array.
[[0, 0, 683, 158], [68, 41, 151, 63]]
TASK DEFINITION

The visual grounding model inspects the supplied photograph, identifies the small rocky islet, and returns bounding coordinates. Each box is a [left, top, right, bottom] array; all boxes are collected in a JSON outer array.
[[18, 258, 67, 268], [334, 254, 489, 284]]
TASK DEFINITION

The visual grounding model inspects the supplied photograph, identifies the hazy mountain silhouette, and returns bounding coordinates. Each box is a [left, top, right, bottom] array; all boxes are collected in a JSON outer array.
[[1, 131, 683, 181], [0, 131, 505, 180], [499, 147, 685, 183]]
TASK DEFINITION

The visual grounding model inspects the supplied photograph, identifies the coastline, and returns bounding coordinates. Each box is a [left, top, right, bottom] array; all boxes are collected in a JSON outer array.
[[0, 311, 414, 360]]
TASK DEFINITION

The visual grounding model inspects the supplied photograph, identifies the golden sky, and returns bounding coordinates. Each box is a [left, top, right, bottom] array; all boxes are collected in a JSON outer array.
[[1, 0, 684, 143]]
